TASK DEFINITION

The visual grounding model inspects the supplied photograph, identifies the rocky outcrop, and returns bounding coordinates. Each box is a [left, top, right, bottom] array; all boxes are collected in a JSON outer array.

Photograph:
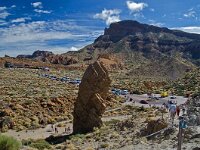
[[17, 50, 78, 65], [71, 20, 200, 79], [94, 20, 200, 63], [73, 61, 111, 133], [146, 118, 168, 135], [187, 94, 200, 125]]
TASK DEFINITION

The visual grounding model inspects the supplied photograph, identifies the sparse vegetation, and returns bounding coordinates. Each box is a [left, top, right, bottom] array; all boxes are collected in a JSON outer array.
[[0, 135, 21, 150], [22, 139, 51, 150]]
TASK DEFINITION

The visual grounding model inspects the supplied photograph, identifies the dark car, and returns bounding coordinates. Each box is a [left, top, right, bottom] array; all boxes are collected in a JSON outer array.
[[170, 95, 176, 99], [69, 80, 78, 84], [140, 100, 148, 104], [153, 97, 159, 100]]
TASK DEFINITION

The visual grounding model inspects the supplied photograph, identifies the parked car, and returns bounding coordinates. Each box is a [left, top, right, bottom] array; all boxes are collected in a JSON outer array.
[[121, 90, 129, 95], [60, 77, 70, 82], [50, 76, 57, 80], [44, 74, 49, 77], [111, 89, 121, 95], [75, 79, 81, 84], [170, 95, 176, 99], [111, 88, 117, 94], [153, 97, 160, 100], [69, 80, 79, 84], [60, 77, 66, 82], [140, 100, 148, 104]]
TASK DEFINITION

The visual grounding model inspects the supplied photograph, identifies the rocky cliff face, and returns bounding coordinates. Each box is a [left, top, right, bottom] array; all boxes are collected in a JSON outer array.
[[187, 94, 200, 126], [93, 20, 200, 62], [17, 50, 78, 65], [73, 61, 111, 133], [76, 20, 200, 79]]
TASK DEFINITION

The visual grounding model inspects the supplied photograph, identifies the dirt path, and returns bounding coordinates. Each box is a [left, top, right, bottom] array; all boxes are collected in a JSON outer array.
[[3, 94, 188, 141], [2, 120, 72, 140], [2, 114, 131, 140]]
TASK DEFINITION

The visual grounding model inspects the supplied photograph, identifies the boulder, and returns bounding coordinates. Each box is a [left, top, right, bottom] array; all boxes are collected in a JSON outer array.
[[73, 61, 111, 133], [146, 118, 168, 135]]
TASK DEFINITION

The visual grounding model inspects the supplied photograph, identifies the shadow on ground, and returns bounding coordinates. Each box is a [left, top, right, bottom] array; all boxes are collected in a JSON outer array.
[[45, 133, 74, 145]]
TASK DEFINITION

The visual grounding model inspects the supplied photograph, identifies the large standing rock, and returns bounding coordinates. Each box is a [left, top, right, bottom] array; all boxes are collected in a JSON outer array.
[[73, 61, 111, 133]]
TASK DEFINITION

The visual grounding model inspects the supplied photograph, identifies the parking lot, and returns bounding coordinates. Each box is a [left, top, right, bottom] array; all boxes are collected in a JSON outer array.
[[124, 94, 188, 107], [39, 73, 81, 85]]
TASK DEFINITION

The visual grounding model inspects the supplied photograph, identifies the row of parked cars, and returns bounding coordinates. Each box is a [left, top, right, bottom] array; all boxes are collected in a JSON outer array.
[[111, 88, 129, 95], [40, 74, 81, 85]]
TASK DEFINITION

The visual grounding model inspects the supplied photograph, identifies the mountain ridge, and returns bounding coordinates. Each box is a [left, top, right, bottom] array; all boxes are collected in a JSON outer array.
[[13, 20, 200, 79]]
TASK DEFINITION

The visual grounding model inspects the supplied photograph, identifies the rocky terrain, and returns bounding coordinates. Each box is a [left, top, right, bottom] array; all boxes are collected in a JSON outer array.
[[0, 57, 83, 70], [166, 68, 200, 96], [186, 94, 200, 126], [0, 66, 120, 133], [0, 20, 200, 150], [17, 50, 78, 66], [69, 20, 200, 80], [0, 68, 77, 132], [47, 104, 200, 150], [7, 20, 200, 80]]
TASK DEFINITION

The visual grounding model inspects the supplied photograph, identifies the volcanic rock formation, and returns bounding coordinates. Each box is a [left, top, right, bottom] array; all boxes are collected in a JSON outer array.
[[17, 50, 78, 65], [187, 94, 200, 126], [73, 61, 111, 133]]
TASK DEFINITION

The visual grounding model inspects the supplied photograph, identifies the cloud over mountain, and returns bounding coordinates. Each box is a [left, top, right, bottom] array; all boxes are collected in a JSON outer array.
[[94, 9, 121, 25]]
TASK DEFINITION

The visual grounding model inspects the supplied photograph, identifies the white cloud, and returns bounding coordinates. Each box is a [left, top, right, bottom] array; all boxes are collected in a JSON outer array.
[[148, 19, 164, 27], [0, 46, 84, 57], [150, 8, 155, 12], [183, 10, 196, 18], [177, 26, 200, 34], [34, 9, 52, 14], [94, 9, 121, 25], [0, 7, 7, 11], [31, 2, 43, 8], [30, 2, 52, 14], [11, 17, 31, 23], [0, 12, 10, 19], [132, 13, 144, 19], [0, 21, 76, 43], [11, 5, 16, 8], [0, 20, 8, 26], [0, 6, 10, 19], [126, 1, 148, 12], [68, 46, 78, 51], [150, 22, 164, 27], [0, 20, 100, 56]]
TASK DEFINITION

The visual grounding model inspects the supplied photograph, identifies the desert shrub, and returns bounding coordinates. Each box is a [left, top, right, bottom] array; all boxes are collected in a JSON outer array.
[[104, 119, 120, 126], [22, 139, 51, 150], [130, 90, 141, 95], [0, 134, 21, 150], [69, 134, 85, 140], [100, 143, 109, 148], [136, 106, 145, 112]]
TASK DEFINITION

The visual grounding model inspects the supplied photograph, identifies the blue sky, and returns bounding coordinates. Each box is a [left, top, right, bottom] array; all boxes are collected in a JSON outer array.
[[1, 0, 200, 56]]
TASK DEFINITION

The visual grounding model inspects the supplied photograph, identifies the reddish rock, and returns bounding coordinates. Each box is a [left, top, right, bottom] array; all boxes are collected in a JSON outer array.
[[73, 61, 111, 133], [17, 50, 78, 65]]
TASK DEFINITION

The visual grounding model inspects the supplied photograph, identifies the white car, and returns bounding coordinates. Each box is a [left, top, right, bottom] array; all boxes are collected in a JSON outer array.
[[121, 90, 129, 95], [170, 95, 176, 99]]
